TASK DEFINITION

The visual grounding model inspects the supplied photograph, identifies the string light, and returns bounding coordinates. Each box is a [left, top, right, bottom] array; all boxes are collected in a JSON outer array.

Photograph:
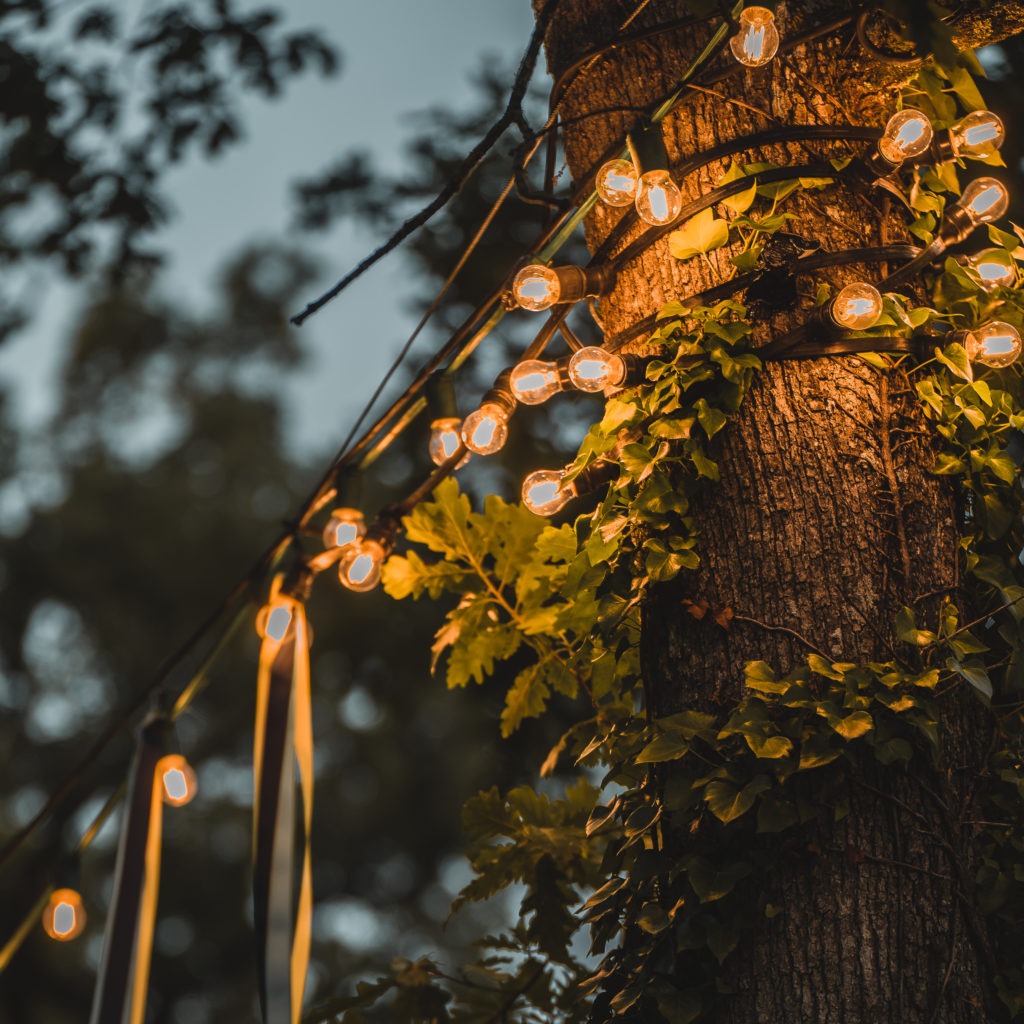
[[595, 158, 639, 207], [42, 888, 86, 942], [509, 359, 568, 405], [964, 321, 1023, 368], [960, 177, 1010, 223], [828, 282, 883, 330], [338, 532, 391, 593], [635, 170, 683, 226], [941, 177, 1010, 244], [949, 110, 1005, 160], [156, 754, 197, 808], [321, 507, 366, 551], [567, 346, 628, 392], [255, 598, 296, 643], [522, 469, 576, 516], [522, 460, 620, 517], [428, 417, 470, 467], [877, 109, 933, 164], [512, 265, 561, 311], [510, 263, 615, 312], [462, 402, 512, 454], [729, 6, 780, 67], [966, 248, 1017, 290]]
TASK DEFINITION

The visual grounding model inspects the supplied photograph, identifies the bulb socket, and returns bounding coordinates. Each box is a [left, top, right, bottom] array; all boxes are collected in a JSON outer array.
[[627, 121, 670, 176], [551, 264, 617, 304], [481, 370, 518, 416], [940, 203, 977, 246]]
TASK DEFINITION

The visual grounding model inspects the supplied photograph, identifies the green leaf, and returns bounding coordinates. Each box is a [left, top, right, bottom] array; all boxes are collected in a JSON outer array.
[[829, 711, 873, 740], [695, 398, 728, 438], [704, 776, 770, 823], [935, 342, 973, 382], [668, 207, 730, 260], [895, 606, 938, 647], [722, 179, 757, 214], [947, 657, 993, 700], [745, 734, 793, 759], [636, 732, 691, 764], [636, 902, 671, 934], [744, 660, 789, 694]]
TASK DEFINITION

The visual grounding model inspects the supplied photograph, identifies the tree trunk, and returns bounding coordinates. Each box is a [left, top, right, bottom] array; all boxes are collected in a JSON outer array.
[[536, 2, 1017, 1020]]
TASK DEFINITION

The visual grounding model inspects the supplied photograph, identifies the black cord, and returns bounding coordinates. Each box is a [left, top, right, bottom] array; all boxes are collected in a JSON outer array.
[[604, 244, 920, 350]]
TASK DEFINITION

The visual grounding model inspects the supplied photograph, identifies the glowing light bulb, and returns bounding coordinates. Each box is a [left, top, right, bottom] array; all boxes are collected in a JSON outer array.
[[157, 754, 197, 807], [595, 159, 638, 206], [960, 177, 1010, 226], [512, 265, 561, 312], [951, 111, 1005, 159], [509, 360, 563, 405], [338, 538, 386, 593], [321, 507, 366, 551], [831, 283, 883, 330], [522, 470, 576, 517], [635, 170, 683, 226], [428, 417, 469, 467], [729, 6, 780, 67], [567, 346, 627, 392], [461, 403, 510, 455], [255, 600, 294, 643], [878, 109, 934, 163], [969, 248, 1017, 290], [965, 321, 1022, 368], [43, 889, 86, 942]]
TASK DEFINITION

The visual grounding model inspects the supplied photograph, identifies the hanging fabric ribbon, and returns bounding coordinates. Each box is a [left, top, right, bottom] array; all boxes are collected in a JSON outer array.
[[89, 715, 166, 1024], [253, 574, 314, 1024]]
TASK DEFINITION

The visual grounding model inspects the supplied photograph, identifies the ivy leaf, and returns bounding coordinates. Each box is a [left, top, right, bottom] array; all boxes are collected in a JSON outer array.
[[745, 734, 793, 759], [695, 398, 728, 438], [722, 179, 757, 214], [935, 342, 973, 382], [744, 661, 789, 694], [668, 207, 730, 261], [636, 732, 690, 764], [704, 776, 770, 823], [895, 606, 938, 647], [947, 657, 993, 700], [636, 902, 671, 934], [828, 711, 873, 740]]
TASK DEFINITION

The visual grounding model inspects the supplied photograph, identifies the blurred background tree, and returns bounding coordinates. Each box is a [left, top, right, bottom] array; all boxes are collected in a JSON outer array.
[[2, 1, 1024, 1021]]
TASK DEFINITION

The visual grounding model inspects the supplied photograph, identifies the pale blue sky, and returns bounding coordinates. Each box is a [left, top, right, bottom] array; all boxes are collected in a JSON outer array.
[[0, 0, 537, 456]]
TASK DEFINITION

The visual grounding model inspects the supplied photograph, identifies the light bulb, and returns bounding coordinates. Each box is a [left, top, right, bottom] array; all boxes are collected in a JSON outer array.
[[512, 265, 561, 312], [635, 170, 683, 226], [321, 507, 366, 551], [461, 402, 510, 455], [595, 159, 638, 206], [965, 321, 1022, 368], [830, 283, 883, 330], [522, 470, 576, 517], [255, 600, 294, 643], [567, 346, 627, 392], [960, 177, 1010, 226], [509, 360, 563, 405], [157, 754, 197, 807], [428, 417, 469, 467], [338, 538, 386, 593], [729, 6, 780, 67], [878, 109, 934, 163], [43, 888, 86, 942], [950, 111, 1005, 159], [969, 248, 1017, 290]]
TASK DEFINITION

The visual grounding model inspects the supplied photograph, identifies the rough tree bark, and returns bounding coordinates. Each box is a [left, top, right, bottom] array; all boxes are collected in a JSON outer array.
[[536, 2, 1024, 1021]]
